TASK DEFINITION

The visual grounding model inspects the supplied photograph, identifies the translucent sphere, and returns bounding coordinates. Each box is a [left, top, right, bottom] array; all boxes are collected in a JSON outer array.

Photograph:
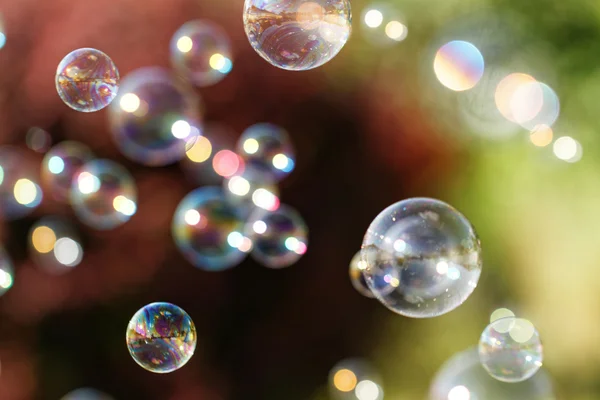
[[361, 198, 482, 318], [430, 348, 554, 400], [170, 20, 233, 87], [479, 317, 543, 383], [109, 67, 202, 166], [237, 123, 295, 182], [55, 48, 119, 112], [0, 247, 14, 297], [245, 204, 308, 268], [329, 359, 383, 400], [60, 388, 115, 400], [42, 141, 95, 202], [172, 186, 249, 271], [126, 302, 197, 374], [434, 41, 484, 92], [243, 0, 352, 71], [29, 216, 83, 275], [70, 159, 137, 230], [0, 146, 43, 220], [224, 167, 280, 216]]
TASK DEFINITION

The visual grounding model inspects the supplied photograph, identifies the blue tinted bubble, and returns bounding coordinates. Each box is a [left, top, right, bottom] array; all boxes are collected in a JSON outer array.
[[0, 146, 43, 220], [171, 20, 233, 87], [55, 48, 119, 112], [60, 388, 115, 400], [243, 0, 352, 71], [361, 198, 482, 318], [126, 302, 196, 374], [172, 186, 249, 271], [0, 247, 14, 297], [245, 204, 308, 269], [237, 123, 295, 182], [70, 159, 137, 230], [42, 141, 95, 202], [109, 67, 202, 166], [29, 216, 83, 275]]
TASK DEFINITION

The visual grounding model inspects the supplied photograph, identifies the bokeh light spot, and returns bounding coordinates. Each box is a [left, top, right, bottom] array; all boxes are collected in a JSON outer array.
[[119, 93, 141, 113], [364, 9, 383, 28], [448, 385, 471, 400], [32, 226, 57, 254], [177, 36, 193, 53], [553, 136, 582, 162], [385, 21, 407, 41], [54, 237, 83, 267], [333, 368, 357, 392], [13, 178, 38, 206], [213, 150, 240, 177], [355, 380, 381, 400], [186, 136, 212, 163], [530, 125, 553, 147], [434, 41, 484, 91]]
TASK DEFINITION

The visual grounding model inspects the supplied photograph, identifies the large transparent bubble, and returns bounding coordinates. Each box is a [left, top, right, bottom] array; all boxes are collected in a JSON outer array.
[[172, 186, 250, 271], [243, 0, 352, 71], [109, 67, 201, 166], [430, 348, 554, 400], [361, 198, 482, 318]]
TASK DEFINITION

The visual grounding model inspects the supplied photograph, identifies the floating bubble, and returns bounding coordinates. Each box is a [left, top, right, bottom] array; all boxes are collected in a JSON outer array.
[[41, 141, 95, 202], [361, 3, 408, 46], [172, 186, 249, 271], [70, 159, 137, 230], [361, 198, 482, 318], [171, 20, 233, 87], [245, 204, 308, 269], [60, 388, 115, 400], [479, 317, 543, 383], [243, 0, 352, 71], [553, 136, 582, 163], [237, 123, 295, 182], [329, 359, 383, 400], [224, 167, 280, 216], [430, 348, 554, 400], [434, 41, 484, 91], [0, 247, 14, 296], [0, 146, 43, 220], [126, 302, 197, 374], [109, 67, 202, 166], [26, 127, 52, 153], [29, 216, 83, 275], [55, 48, 119, 112]]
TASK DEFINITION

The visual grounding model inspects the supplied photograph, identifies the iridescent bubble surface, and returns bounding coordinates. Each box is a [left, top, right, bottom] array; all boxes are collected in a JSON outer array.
[[42, 141, 95, 202], [60, 388, 115, 400], [70, 159, 137, 230], [361, 4, 408, 46], [172, 186, 249, 271], [361, 198, 482, 318], [243, 0, 352, 71], [430, 348, 554, 400], [55, 48, 119, 112], [237, 123, 295, 182], [109, 67, 202, 166], [329, 358, 383, 400], [479, 317, 543, 383], [29, 216, 83, 275], [0, 146, 43, 220], [126, 302, 196, 374], [0, 247, 14, 297], [245, 204, 308, 269], [224, 167, 280, 216], [171, 20, 233, 87], [434, 41, 484, 91]]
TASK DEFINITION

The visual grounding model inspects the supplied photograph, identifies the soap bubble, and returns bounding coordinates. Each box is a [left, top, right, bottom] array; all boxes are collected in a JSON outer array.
[[0, 247, 14, 297], [60, 388, 115, 400], [245, 204, 308, 269], [55, 48, 119, 112], [29, 216, 83, 275], [171, 20, 233, 87], [172, 186, 249, 271], [26, 127, 52, 153], [224, 167, 280, 216], [0, 146, 43, 220], [434, 41, 484, 91], [243, 0, 352, 71], [361, 3, 408, 46], [237, 123, 295, 182], [479, 317, 543, 383], [430, 348, 554, 400], [329, 359, 383, 400], [109, 67, 202, 166], [349, 250, 374, 298], [126, 302, 197, 374], [41, 141, 95, 202], [361, 198, 482, 318], [70, 159, 137, 230]]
